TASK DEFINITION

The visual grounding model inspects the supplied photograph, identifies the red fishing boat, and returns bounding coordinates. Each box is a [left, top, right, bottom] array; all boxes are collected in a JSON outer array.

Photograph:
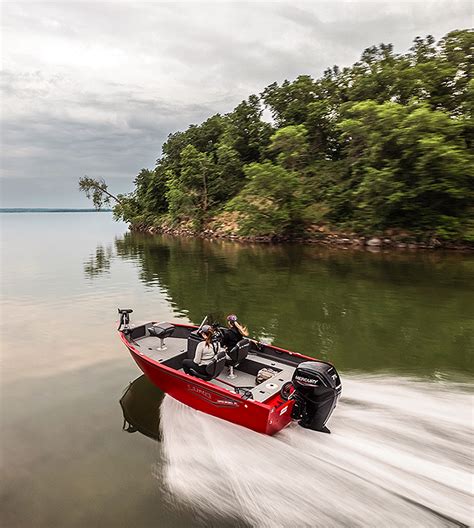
[[118, 309, 342, 435]]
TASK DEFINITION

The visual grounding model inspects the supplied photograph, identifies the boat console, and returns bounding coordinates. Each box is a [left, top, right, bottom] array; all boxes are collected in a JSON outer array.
[[226, 338, 250, 379]]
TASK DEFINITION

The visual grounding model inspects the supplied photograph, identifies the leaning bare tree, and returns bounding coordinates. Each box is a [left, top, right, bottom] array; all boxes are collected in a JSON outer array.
[[78, 176, 123, 209]]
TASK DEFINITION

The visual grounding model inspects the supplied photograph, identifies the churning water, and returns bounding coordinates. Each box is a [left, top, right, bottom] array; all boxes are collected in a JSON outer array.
[[159, 376, 473, 528]]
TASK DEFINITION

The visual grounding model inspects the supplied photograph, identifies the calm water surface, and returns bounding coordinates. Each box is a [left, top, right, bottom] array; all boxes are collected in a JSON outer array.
[[1, 212, 472, 527]]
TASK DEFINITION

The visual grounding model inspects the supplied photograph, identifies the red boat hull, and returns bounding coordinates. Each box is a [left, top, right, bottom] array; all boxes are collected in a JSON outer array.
[[121, 332, 295, 435]]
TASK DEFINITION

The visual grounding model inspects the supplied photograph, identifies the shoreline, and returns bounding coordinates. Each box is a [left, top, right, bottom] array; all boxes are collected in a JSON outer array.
[[130, 224, 474, 252]]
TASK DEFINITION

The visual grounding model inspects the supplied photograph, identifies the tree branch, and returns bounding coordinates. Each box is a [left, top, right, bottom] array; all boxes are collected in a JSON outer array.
[[87, 181, 124, 205], [78, 176, 124, 209]]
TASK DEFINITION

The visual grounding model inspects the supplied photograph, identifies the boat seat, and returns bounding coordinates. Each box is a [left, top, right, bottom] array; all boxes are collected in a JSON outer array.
[[148, 323, 174, 350], [189, 351, 227, 381], [226, 338, 250, 379]]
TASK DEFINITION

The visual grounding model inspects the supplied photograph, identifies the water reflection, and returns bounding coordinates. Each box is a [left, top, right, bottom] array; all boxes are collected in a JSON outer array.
[[120, 375, 164, 441], [83, 244, 113, 277], [105, 233, 473, 376]]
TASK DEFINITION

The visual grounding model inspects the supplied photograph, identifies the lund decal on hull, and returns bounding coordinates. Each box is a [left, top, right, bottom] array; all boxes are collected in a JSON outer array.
[[187, 384, 240, 408]]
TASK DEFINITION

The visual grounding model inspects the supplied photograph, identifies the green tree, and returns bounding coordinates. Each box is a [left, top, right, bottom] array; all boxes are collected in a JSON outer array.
[[338, 100, 474, 235], [165, 145, 216, 225], [226, 95, 272, 163], [268, 125, 309, 170], [165, 168, 195, 221], [229, 162, 309, 236], [305, 100, 342, 160], [134, 168, 168, 215], [213, 141, 243, 200], [261, 75, 318, 126]]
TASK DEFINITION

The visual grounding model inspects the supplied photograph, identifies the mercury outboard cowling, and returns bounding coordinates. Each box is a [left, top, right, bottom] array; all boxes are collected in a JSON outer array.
[[291, 361, 342, 433]]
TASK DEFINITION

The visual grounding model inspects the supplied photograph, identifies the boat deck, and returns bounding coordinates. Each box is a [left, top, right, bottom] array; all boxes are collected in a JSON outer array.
[[130, 333, 296, 403], [132, 335, 186, 363]]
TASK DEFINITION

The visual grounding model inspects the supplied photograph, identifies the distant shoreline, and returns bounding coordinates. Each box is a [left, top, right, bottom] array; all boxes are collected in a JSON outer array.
[[0, 208, 112, 213]]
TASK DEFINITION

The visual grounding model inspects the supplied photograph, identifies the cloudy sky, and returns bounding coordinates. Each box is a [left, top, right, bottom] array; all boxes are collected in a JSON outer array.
[[0, 1, 471, 207]]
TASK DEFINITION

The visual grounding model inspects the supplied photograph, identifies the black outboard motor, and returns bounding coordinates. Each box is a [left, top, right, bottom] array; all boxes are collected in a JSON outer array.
[[291, 361, 342, 433]]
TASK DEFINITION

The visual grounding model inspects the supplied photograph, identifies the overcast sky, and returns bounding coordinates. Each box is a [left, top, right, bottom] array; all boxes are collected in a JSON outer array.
[[0, 1, 471, 207]]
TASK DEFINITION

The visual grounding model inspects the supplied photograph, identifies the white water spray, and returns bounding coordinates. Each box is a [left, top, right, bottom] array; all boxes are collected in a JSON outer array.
[[159, 376, 473, 527]]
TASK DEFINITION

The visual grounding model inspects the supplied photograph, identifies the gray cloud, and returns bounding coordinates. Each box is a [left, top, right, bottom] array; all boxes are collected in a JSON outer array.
[[1, 1, 471, 206], [0, 70, 228, 206]]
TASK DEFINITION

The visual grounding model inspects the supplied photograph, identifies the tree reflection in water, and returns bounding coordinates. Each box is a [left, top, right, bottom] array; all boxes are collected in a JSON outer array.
[[83, 244, 113, 278]]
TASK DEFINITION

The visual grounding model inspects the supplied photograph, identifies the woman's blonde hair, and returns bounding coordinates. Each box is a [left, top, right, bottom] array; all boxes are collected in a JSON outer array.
[[234, 321, 249, 337]]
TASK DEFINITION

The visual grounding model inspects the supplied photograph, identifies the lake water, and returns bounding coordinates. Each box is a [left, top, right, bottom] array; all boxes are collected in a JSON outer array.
[[1, 212, 472, 527]]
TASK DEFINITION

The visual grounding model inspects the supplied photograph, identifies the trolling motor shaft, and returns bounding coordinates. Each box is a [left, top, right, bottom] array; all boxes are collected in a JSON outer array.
[[118, 308, 133, 333]]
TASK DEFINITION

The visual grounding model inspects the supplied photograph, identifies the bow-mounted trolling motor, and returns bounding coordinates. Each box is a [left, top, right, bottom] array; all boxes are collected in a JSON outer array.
[[118, 308, 133, 333], [282, 361, 342, 433]]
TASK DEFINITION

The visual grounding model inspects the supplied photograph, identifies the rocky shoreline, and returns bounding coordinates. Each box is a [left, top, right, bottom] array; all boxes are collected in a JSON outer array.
[[130, 223, 473, 251]]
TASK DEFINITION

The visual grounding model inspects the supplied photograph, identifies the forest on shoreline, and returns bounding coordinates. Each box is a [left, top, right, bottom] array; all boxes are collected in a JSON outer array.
[[80, 29, 473, 244]]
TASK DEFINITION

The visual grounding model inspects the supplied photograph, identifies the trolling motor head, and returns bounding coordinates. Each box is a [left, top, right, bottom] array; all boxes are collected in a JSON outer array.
[[290, 361, 342, 433], [118, 308, 133, 333]]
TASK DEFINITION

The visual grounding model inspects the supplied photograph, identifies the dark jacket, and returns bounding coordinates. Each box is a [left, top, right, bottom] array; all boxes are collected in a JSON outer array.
[[221, 326, 243, 351]]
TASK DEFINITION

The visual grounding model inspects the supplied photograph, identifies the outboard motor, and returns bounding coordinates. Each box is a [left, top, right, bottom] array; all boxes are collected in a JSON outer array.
[[291, 361, 342, 433]]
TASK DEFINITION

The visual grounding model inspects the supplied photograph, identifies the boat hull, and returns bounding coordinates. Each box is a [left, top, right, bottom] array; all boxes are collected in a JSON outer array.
[[124, 340, 294, 435]]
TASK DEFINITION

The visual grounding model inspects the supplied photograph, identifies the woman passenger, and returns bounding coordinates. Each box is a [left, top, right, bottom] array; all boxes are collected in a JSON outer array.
[[182, 325, 217, 376], [221, 314, 249, 352]]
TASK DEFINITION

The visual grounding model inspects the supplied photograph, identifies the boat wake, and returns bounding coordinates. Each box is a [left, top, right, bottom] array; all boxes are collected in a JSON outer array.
[[158, 375, 473, 527]]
